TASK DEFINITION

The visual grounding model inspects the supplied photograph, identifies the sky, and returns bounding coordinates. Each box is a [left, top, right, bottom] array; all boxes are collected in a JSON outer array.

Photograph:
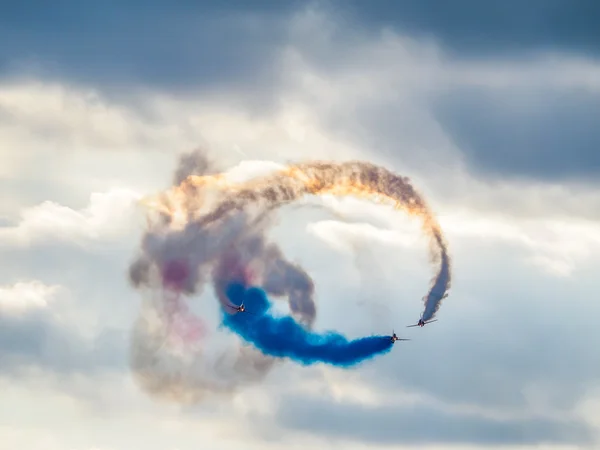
[[1, 1, 600, 449]]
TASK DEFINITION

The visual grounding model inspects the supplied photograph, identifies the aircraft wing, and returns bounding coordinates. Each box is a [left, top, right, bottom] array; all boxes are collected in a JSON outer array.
[[424, 319, 438, 324], [406, 324, 419, 328]]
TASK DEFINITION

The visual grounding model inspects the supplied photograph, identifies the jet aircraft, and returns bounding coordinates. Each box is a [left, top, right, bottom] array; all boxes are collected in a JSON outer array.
[[390, 331, 410, 342], [225, 302, 255, 315], [407, 318, 437, 328]]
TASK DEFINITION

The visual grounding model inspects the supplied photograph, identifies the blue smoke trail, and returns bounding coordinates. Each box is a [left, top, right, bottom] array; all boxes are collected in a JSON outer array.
[[221, 283, 394, 367]]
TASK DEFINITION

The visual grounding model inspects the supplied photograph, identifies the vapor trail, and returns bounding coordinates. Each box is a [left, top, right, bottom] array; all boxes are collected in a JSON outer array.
[[223, 283, 393, 366]]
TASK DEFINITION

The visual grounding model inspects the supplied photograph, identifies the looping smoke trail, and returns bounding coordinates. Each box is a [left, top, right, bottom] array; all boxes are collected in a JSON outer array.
[[130, 150, 451, 402], [223, 282, 393, 366], [158, 160, 452, 323]]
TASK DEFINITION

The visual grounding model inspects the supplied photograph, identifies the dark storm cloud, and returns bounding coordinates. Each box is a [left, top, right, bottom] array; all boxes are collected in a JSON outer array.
[[276, 393, 593, 446], [433, 87, 600, 182], [0, 0, 302, 91], [339, 0, 600, 57], [3, 0, 599, 92]]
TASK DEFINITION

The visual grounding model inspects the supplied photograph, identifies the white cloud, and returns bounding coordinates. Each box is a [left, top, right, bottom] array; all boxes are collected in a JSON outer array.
[[0, 81, 191, 153], [0, 280, 63, 314], [0, 188, 143, 247], [222, 160, 286, 183], [575, 387, 600, 434], [307, 220, 421, 254], [440, 212, 600, 276], [292, 366, 577, 425], [304, 193, 600, 277]]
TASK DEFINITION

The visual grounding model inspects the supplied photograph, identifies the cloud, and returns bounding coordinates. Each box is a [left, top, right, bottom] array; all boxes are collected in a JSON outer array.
[[305, 195, 600, 276], [0, 280, 63, 314], [295, 210, 600, 445], [289, 200, 600, 423], [0, 1, 301, 96], [1, 5, 600, 449], [441, 212, 600, 276], [306, 220, 420, 254], [4, 14, 600, 192], [0, 308, 127, 376], [257, 237, 600, 446], [337, 0, 600, 57], [1, 78, 594, 445], [0, 188, 142, 247], [276, 391, 594, 446], [433, 86, 600, 182], [0, 279, 127, 378], [266, 11, 600, 191], [0, 82, 166, 152], [3, 0, 599, 99]]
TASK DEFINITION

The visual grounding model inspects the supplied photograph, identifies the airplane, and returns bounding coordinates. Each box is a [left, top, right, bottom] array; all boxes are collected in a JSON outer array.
[[224, 302, 255, 315], [407, 318, 437, 328], [406, 291, 448, 328], [390, 331, 410, 343]]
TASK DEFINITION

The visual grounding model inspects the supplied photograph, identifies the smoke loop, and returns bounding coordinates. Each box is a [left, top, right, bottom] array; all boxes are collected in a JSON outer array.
[[128, 150, 451, 402]]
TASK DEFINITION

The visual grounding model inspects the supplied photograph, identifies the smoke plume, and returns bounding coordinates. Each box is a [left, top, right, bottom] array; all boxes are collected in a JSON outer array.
[[223, 282, 394, 366], [128, 149, 452, 401], [156, 159, 452, 323], [128, 149, 316, 403]]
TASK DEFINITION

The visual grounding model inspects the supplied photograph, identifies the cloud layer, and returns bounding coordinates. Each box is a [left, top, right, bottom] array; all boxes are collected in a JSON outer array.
[[1, 3, 600, 450]]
